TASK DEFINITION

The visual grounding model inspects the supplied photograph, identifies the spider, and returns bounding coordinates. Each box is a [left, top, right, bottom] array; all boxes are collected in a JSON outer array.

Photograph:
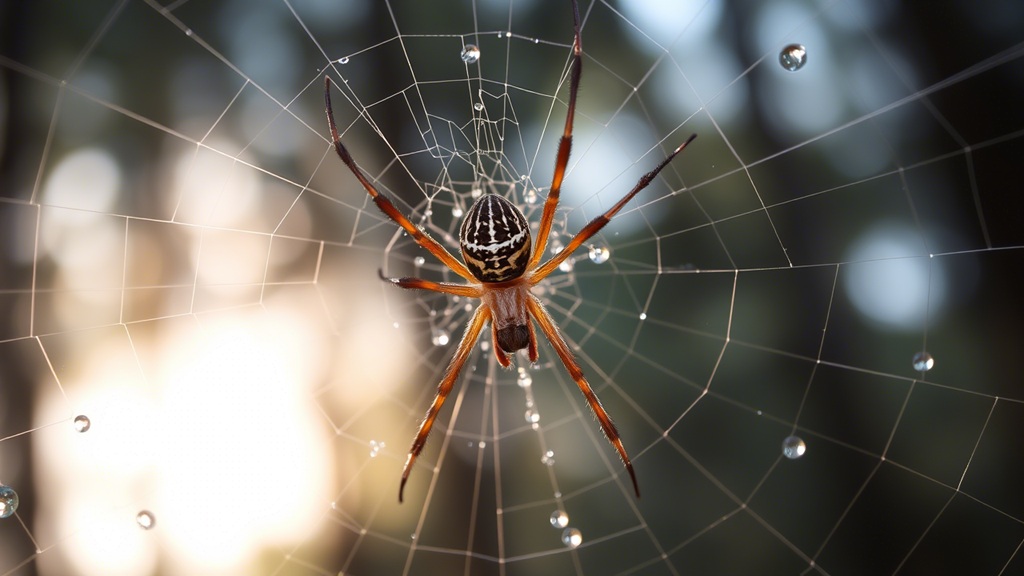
[[324, 0, 695, 503]]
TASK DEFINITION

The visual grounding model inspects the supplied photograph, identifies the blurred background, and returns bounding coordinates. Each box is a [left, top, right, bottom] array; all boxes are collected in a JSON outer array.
[[1, 0, 1023, 574]]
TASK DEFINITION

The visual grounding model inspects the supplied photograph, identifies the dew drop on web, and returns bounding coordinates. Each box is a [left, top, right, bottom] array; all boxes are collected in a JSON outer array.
[[136, 510, 156, 530], [0, 485, 19, 519], [516, 368, 532, 388], [369, 440, 385, 458], [561, 527, 582, 548], [73, 414, 91, 432], [588, 244, 610, 264], [460, 44, 480, 64], [541, 450, 555, 466], [779, 44, 807, 71], [912, 351, 934, 372], [549, 510, 569, 528], [431, 329, 450, 346], [782, 435, 806, 459], [525, 408, 540, 424]]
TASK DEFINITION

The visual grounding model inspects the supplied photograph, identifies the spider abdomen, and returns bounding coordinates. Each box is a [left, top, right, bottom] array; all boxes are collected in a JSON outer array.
[[460, 194, 532, 283]]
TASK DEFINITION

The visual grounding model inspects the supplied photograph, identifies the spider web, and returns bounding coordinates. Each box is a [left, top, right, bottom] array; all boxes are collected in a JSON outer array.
[[1, 0, 1023, 574]]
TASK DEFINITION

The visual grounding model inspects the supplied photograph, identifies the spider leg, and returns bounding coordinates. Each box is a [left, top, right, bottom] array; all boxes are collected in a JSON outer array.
[[325, 76, 477, 283], [400, 303, 491, 502], [528, 0, 583, 270], [526, 295, 640, 498], [530, 134, 697, 283], [378, 269, 483, 298]]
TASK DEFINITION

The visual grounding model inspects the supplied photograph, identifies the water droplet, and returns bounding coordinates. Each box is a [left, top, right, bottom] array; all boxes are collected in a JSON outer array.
[[73, 414, 91, 432], [478, 441, 486, 449], [779, 44, 807, 71], [471, 188, 483, 199], [393, 322, 400, 329], [0, 485, 19, 519], [558, 259, 574, 273], [136, 510, 156, 530], [550, 240, 564, 255], [912, 351, 934, 372], [639, 312, 647, 320], [473, 102, 484, 112], [517, 368, 532, 388], [561, 527, 582, 548], [460, 44, 480, 64], [481, 340, 490, 351], [337, 56, 350, 65], [524, 189, 538, 204], [525, 408, 540, 424], [550, 510, 569, 528], [782, 435, 806, 459], [369, 440, 386, 458], [431, 329, 450, 346], [452, 205, 464, 218], [184, 28, 193, 37], [497, 32, 505, 39], [413, 256, 426, 267], [541, 450, 555, 466], [588, 245, 610, 264], [533, 38, 540, 44]]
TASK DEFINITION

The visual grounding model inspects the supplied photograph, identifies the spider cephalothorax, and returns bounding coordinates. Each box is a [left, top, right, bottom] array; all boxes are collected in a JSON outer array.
[[324, 0, 695, 502]]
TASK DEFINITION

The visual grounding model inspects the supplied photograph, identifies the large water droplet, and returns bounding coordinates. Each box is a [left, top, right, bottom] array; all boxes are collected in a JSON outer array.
[[460, 44, 480, 64], [136, 510, 156, 529], [452, 205, 464, 218], [912, 351, 934, 372], [413, 256, 426, 267], [561, 527, 583, 548], [541, 450, 555, 466], [779, 44, 807, 71], [431, 329, 450, 346], [588, 244, 610, 264], [337, 56, 350, 65], [550, 510, 569, 528], [73, 414, 91, 432], [782, 435, 806, 459], [0, 485, 19, 519], [473, 102, 484, 112]]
